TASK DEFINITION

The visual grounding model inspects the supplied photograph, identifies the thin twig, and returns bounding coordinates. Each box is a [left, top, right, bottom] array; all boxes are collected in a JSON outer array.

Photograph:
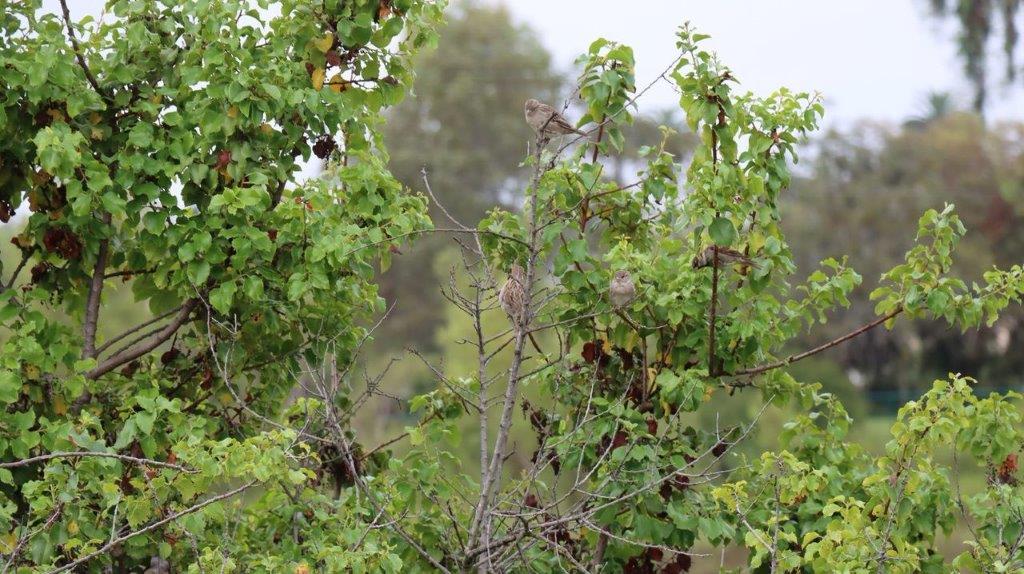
[[94, 305, 183, 356], [44, 481, 258, 574], [727, 307, 903, 377], [0, 451, 195, 473], [58, 0, 105, 98], [85, 298, 199, 380]]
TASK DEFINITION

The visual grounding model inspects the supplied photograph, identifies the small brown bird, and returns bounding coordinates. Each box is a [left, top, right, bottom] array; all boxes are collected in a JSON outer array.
[[691, 246, 757, 270], [499, 264, 545, 353], [524, 98, 587, 138], [609, 270, 636, 308], [499, 264, 527, 325]]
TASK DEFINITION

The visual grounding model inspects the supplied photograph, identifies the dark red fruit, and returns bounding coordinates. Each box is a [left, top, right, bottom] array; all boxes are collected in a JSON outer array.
[[524, 493, 539, 508], [215, 149, 232, 170], [42, 226, 82, 260], [160, 348, 181, 365], [659, 482, 673, 500], [611, 431, 628, 450], [671, 474, 690, 491], [312, 135, 337, 159], [120, 361, 139, 378], [712, 442, 728, 457], [647, 418, 658, 435], [998, 453, 1019, 485], [201, 366, 214, 390], [29, 262, 51, 284]]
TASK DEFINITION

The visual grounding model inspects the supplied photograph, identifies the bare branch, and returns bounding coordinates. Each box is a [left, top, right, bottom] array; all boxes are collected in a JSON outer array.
[[95, 305, 183, 356], [86, 298, 199, 380], [0, 451, 195, 473], [81, 228, 111, 360], [727, 306, 903, 377], [58, 0, 105, 99], [44, 480, 257, 574], [1, 250, 31, 292]]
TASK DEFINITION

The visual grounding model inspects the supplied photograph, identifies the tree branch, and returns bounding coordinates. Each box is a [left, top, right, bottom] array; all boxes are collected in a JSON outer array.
[[0, 451, 195, 473], [707, 246, 720, 375], [2, 250, 31, 291], [727, 306, 904, 377], [58, 0, 105, 98], [81, 231, 111, 360], [86, 298, 199, 380], [44, 480, 257, 574], [94, 305, 183, 356]]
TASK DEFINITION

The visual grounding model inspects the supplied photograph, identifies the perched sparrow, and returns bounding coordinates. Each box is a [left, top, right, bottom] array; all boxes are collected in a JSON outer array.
[[499, 264, 527, 325], [609, 270, 636, 308], [499, 264, 545, 353], [691, 246, 757, 270], [524, 98, 586, 138]]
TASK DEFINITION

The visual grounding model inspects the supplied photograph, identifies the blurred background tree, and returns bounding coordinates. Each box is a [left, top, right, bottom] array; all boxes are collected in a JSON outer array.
[[374, 1, 562, 354], [356, 2, 1024, 434], [926, 0, 1023, 111], [783, 103, 1024, 408], [374, 1, 695, 355]]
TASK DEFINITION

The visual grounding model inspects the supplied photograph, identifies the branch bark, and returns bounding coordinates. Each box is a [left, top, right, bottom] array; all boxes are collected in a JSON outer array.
[[0, 451, 195, 473], [707, 246, 720, 375], [58, 0, 105, 99], [44, 480, 257, 574], [727, 306, 903, 377], [81, 233, 110, 360], [86, 298, 199, 380], [467, 139, 547, 559]]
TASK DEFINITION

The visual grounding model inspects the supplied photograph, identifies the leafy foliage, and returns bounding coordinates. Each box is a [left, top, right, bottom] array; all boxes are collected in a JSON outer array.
[[1, 3, 1023, 573], [0, 0, 442, 570]]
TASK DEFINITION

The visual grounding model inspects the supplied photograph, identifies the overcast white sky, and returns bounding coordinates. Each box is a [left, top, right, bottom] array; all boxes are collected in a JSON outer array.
[[46, 0, 1023, 126], [494, 0, 1023, 127]]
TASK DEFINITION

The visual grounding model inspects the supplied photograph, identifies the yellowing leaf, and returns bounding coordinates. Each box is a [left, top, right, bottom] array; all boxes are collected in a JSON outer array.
[[313, 32, 333, 53], [623, 331, 637, 352], [0, 532, 15, 552], [53, 395, 67, 415], [45, 108, 65, 123], [327, 74, 347, 93], [67, 521, 79, 535], [227, 105, 238, 118], [311, 67, 325, 90]]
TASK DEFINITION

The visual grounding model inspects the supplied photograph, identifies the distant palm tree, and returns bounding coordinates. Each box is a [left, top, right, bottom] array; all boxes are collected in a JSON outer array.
[[903, 91, 958, 129]]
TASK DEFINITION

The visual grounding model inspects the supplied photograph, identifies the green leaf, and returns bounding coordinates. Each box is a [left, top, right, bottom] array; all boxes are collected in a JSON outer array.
[[188, 260, 211, 285], [209, 281, 237, 314], [0, 370, 21, 404], [709, 217, 737, 246]]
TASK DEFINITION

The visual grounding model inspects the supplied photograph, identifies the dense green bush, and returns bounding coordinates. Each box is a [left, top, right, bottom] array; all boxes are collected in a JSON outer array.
[[1, 2, 1023, 572]]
